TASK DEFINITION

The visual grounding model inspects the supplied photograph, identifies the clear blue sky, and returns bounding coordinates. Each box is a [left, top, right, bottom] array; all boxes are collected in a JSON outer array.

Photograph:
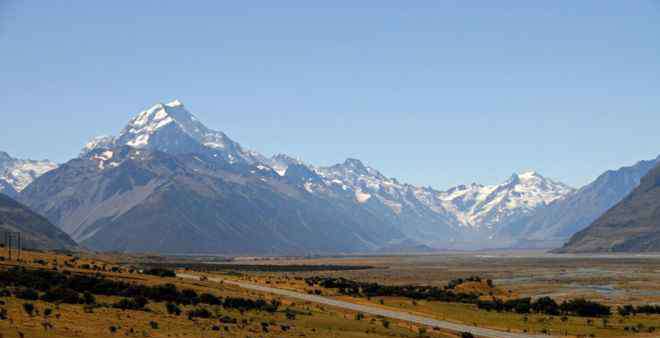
[[2, 1, 660, 189]]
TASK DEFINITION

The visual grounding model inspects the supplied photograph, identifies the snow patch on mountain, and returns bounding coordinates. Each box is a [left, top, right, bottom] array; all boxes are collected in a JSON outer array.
[[313, 158, 574, 235], [355, 190, 372, 203], [438, 171, 574, 229], [268, 154, 304, 176], [81, 136, 116, 157], [0, 151, 58, 192], [82, 100, 265, 165], [71, 99, 578, 248]]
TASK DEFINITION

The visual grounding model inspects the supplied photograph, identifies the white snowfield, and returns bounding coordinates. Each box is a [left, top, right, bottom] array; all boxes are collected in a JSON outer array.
[[0, 153, 57, 192], [177, 273, 553, 338], [82, 99, 264, 165]]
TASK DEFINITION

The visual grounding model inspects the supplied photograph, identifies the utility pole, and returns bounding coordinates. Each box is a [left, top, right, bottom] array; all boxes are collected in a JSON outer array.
[[2, 231, 21, 261]]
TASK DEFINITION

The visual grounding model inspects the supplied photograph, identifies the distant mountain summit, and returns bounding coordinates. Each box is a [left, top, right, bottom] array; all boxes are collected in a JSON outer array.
[[557, 161, 660, 253], [440, 171, 574, 231], [83, 100, 264, 164], [508, 156, 660, 248], [0, 151, 57, 192]]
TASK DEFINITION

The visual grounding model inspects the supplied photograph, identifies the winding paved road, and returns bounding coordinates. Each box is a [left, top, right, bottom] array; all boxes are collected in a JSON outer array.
[[178, 273, 552, 338]]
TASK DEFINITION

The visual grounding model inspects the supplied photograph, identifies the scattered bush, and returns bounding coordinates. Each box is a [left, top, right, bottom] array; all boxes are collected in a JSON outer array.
[[41, 287, 81, 304], [0, 267, 280, 316], [166, 302, 181, 315], [23, 303, 35, 316], [113, 296, 149, 311], [285, 309, 297, 320], [0, 307, 8, 320], [142, 268, 176, 278], [560, 298, 611, 317], [199, 293, 222, 305], [618, 304, 660, 316], [305, 276, 480, 304], [188, 307, 212, 319], [82, 291, 96, 304], [16, 288, 39, 301], [478, 296, 609, 317], [446, 276, 483, 289]]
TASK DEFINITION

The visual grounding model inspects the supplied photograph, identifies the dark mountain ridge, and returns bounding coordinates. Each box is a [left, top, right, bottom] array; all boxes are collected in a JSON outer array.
[[21, 146, 404, 254], [557, 162, 660, 253], [0, 193, 78, 251]]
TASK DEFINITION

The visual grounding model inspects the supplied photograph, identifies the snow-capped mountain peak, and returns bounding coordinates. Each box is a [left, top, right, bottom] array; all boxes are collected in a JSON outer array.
[[268, 154, 304, 176], [80, 135, 116, 157], [439, 171, 575, 229], [322, 158, 388, 181], [121, 99, 203, 148], [83, 100, 265, 165], [0, 151, 58, 192]]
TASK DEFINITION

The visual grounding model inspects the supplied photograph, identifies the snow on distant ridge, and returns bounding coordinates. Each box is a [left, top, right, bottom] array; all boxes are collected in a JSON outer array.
[[81, 135, 116, 157], [437, 171, 574, 229], [314, 158, 574, 233], [75, 99, 576, 241], [0, 151, 57, 192]]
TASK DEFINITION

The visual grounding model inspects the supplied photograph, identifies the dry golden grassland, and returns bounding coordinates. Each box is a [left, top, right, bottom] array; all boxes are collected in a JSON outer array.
[[0, 250, 455, 338], [205, 252, 660, 337]]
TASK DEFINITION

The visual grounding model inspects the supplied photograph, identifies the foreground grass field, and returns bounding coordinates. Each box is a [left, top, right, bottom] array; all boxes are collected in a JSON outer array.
[[195, 252, 660, 337], [2, 250, 660, 337], [0, 250, 456, 338]]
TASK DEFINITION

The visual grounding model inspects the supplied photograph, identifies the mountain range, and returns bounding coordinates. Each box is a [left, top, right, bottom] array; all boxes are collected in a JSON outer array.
[[7, 100, 660, 253], [0, 151, 57, 197], [505, 157, 660, 248]]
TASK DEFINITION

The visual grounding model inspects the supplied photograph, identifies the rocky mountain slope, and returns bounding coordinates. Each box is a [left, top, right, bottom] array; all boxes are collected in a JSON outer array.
[[21, 102, 404, 254], [0, 180, 17, 199], [21, 99, 639, 253], [318, 163, 575, 247], [507, 157, 660, 248], [557, 162, 660, 253], [0, 193, 78, 251], [0, 151, 57, 192]]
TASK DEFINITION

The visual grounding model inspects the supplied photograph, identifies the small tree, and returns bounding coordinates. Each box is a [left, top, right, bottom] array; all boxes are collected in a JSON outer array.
[[381, 319, 390, 329], [285, 309, 296, 320], [166, 302, 181, 316], [23, 303, 35, 316], [83, 291, 96, 305]]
